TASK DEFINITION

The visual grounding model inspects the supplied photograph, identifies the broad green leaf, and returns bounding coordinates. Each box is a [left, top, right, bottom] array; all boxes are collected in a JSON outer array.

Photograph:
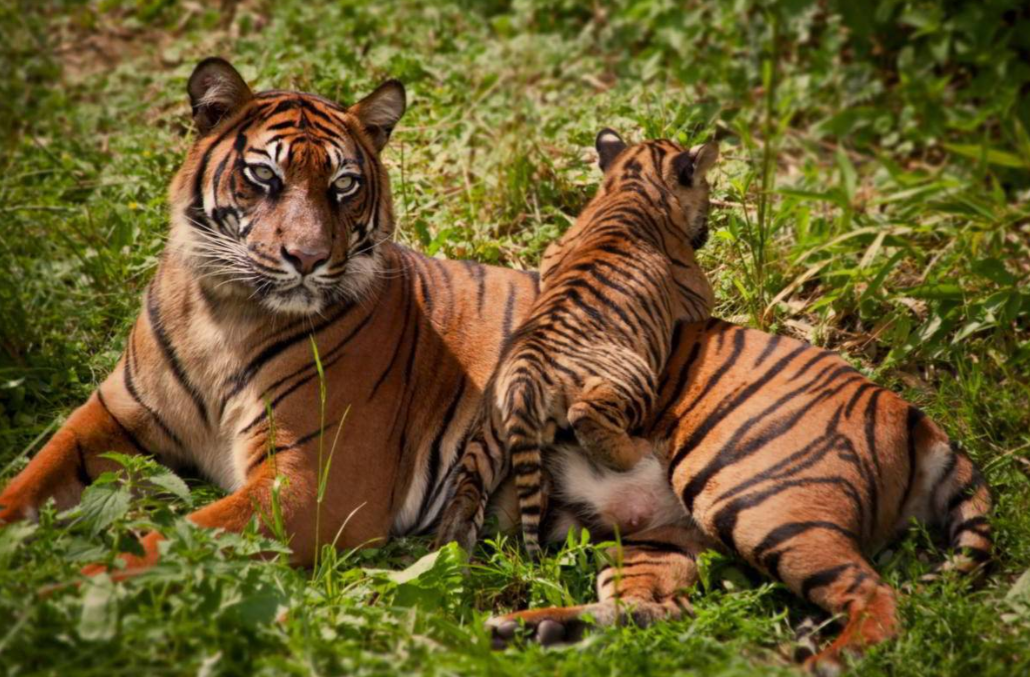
[[78, 482, 131, 534], [148, 469, 193, 505], [971, 258, 1018, 286], [387, 549, 445, 586], [903, 283, 964, 300], [836, 146, 857, 204], [0, 521, 37, 567]]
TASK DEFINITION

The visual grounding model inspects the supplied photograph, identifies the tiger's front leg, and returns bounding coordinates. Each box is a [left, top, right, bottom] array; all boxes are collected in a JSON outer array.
[[489, 523, 716, 647], [81, 445, 324, 579], [0, 392, 144, 524], [80, 421, 400, 579]]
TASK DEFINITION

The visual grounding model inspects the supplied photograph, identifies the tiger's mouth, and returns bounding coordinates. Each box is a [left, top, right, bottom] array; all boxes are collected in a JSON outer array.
[[249, 247, 384, 315]]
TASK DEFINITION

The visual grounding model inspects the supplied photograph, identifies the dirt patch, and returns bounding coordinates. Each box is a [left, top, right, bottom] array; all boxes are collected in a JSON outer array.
[[51, 0, 270, 85]]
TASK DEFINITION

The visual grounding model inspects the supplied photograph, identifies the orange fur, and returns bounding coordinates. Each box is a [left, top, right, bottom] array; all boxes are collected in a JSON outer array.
[[455, 320, 991, 672]]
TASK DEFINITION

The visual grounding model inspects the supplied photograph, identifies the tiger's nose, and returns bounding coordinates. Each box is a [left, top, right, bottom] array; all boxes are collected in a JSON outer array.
[[281, 245, 329, 275]]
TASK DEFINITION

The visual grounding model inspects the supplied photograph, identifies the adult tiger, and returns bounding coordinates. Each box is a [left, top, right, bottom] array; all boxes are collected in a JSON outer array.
[[0, 58, 543, 569]]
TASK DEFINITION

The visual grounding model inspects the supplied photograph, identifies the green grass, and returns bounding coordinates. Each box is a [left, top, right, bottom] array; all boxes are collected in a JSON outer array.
[[1, 0, 1029, 674]]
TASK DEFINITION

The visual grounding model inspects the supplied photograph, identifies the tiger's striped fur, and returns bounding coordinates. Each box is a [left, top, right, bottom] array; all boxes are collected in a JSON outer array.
[[471, 319, 992, 672], [437, 130, 718, 557]]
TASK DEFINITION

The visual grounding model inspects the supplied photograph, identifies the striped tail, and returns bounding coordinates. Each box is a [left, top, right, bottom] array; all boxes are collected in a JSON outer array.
[[510, 426, 546, 558]]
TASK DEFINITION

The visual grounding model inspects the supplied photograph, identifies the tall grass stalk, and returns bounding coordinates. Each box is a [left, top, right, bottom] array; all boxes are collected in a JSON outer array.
[[310, 336, 349, 572]]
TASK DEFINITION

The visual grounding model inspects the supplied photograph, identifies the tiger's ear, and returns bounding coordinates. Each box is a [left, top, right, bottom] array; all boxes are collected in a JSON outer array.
[[689, 142, 719, 184], [673, 141, 719, 187], [187, 58, 254, 136], [596, 128, 627, 173], [350, 80, 407, 152]]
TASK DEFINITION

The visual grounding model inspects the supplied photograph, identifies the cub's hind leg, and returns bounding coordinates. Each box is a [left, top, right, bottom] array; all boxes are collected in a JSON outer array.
[[434, 434, 504, 554], [567, 376, 653, 471]]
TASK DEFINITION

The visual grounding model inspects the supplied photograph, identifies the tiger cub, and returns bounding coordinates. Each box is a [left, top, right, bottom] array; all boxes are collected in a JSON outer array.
[[472, 130, 717, 555]]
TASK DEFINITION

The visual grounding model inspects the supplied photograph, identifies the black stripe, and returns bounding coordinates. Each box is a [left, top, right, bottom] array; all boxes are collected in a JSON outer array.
[[751, 521, 858, 560], [619, 538, 691, 555], [95, 390, 149, 455], [946, 473, 986, 514], [147, 286, 210, 427], [238, 308, 376, 435], [414, 381, 468, 526], [221, 302, 352, 406], [801, 563, 855, 600], [123, 334, 184, 448], [674, 342, 812, 510], [74, 440, 92, 486]]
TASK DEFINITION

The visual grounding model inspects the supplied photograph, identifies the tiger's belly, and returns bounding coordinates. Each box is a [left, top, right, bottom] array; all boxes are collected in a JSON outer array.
[[489, 444, 688, 541]]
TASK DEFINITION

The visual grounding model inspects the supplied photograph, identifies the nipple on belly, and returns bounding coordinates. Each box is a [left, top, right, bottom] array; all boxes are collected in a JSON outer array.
[[601, 494, 656, 534]]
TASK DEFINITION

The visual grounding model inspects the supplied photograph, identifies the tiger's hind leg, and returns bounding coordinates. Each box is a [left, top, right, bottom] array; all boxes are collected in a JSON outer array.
[[903, 420, 992, 579], [488, 523, 714, 647], [757, 532, 898, 674], [932, 448, 992, 576], [567, 377, 653, 471]]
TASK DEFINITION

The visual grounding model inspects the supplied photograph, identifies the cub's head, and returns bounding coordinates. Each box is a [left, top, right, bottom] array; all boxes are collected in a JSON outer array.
[[169, 57, 406, 315], [594, 129, 718, 250]]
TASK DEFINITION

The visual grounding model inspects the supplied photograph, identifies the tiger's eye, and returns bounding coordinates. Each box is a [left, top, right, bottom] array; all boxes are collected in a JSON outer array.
[[334, 175, 357, 192], [252, 166, 275, 181]]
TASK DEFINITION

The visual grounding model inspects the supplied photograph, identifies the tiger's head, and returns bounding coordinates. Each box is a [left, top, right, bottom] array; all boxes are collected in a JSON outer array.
[[168, 58, 406, 315], [594, 129, 718, 250]]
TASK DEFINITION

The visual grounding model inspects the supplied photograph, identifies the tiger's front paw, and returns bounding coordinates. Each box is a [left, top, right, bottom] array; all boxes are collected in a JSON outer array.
[[81, 531, 164, 581], [0, 492, 36, 525], [487, 609, 592, 649]]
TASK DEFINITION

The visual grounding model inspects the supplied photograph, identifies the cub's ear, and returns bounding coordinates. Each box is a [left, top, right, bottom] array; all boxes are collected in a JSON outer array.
[[595, 128, 627, 173], [187, 57, 254, 136], [690, 142, 719, 183], [350, 79, 407, 152], [673, 141, 719, 187]]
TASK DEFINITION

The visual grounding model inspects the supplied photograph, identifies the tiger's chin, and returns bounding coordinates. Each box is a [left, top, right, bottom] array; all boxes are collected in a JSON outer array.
[[261, 287, 328, 316]]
